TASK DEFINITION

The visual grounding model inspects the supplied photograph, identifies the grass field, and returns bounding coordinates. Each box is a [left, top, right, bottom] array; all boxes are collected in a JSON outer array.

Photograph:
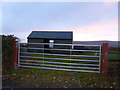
[[108, 50, 119, 60], [2, 48, 120, 88]]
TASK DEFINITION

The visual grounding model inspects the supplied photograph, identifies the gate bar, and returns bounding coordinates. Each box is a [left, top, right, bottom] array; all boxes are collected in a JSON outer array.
[[20, 56, 99, 62], [20, 52, 100, 57], [19, 65, 100, 73], [20, 62, 100, 70], [20, 60, 99, 66], [18, 42, 20, 67], [20, 42, 101, 47], [20, 47, 100, 52]]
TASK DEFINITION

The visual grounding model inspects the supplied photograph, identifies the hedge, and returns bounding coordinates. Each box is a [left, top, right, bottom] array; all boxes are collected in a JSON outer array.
[[2, 35, 18, 71]]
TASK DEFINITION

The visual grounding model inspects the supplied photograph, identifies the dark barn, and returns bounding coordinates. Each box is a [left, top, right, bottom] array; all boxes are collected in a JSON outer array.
[[27, 31, 73, 53]]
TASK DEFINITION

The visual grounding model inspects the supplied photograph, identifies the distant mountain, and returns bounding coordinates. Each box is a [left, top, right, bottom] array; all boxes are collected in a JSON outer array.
[[73, 41, 120, 48]]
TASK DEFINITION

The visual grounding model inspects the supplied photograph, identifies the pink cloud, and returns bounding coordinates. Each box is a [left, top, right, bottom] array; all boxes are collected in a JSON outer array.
[[73, 18, 118, 41]]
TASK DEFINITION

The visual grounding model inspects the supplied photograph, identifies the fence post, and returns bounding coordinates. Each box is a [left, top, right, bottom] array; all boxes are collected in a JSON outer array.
[[12, 40, 18, 69], [101, 43, 108, 75]]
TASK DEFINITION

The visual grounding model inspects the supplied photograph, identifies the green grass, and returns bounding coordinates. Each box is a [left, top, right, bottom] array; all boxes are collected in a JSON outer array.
[[108, 49, 119, 66], [108, 50, 119, 60]]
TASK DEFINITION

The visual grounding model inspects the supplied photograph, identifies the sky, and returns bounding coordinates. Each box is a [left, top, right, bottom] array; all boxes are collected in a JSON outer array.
[[1, 1, 118, 42]]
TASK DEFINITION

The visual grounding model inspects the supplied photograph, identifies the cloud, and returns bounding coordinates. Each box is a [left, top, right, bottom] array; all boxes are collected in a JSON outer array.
[[11, 18, 118, 42], [73, 18, 118, 41], [2, 2, 118, 42]]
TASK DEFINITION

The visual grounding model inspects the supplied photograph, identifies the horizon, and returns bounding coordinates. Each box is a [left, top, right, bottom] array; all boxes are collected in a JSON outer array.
[[2, 34, 119, 43]]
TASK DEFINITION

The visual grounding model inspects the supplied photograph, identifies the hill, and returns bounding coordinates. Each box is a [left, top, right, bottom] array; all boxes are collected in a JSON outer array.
[[73, 41, 119, 48]]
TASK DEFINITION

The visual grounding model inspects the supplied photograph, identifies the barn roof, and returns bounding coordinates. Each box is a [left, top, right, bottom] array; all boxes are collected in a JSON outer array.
[[27, 31, 73, 40]]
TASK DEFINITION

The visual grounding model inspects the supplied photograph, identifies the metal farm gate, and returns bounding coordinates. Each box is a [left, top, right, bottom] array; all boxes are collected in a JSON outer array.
[[17, 43, 102, 73]]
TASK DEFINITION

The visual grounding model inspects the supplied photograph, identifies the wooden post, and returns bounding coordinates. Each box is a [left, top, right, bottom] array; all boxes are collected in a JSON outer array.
[[12, 40, 18, 69], [101, 43, 108, 75]]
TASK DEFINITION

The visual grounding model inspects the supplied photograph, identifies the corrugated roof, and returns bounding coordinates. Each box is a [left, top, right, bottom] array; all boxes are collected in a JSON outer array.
[[27, 31, 73, 39]]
